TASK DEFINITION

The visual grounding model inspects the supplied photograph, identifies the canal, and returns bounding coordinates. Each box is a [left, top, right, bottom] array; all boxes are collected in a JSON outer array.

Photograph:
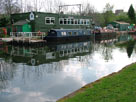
[[0, 34, 136, 102]]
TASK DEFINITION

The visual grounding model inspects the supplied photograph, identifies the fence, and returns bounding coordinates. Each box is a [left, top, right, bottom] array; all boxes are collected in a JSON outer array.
[[10, 32, 46, 43]]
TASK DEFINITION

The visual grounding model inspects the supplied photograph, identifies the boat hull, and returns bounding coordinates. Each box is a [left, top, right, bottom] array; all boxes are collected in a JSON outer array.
[[44, 35, 92, 44]]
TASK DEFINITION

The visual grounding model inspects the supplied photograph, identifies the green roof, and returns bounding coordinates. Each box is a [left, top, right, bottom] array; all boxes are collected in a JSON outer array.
[[112, 21, 130, 25], [13, 20, 29, 26]]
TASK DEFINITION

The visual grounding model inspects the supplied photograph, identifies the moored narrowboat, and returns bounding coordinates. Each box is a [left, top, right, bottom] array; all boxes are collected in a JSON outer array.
[[44, 29, 92, 43]]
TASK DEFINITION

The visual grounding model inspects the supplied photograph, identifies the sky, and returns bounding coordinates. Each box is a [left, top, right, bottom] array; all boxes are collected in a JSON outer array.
[[63, 0, 136, 12]]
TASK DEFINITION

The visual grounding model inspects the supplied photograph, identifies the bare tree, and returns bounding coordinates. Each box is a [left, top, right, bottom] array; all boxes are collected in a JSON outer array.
[[0, 0, 4, 14], [2, 0, 21, 15], [82, 3, 96, 15]]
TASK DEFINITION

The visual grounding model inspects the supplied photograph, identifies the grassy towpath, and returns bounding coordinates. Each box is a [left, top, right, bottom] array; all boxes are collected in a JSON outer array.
[[57, 63, 136, 102]]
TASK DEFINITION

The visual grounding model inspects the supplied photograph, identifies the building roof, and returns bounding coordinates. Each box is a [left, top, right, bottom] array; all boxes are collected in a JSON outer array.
[[113, 21, 130, 25], [13, 20, 28, 26], [11, 11, 91, 19]]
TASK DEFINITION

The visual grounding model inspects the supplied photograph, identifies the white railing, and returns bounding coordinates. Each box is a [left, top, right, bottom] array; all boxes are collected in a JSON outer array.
[[10, 32, 47, 43]]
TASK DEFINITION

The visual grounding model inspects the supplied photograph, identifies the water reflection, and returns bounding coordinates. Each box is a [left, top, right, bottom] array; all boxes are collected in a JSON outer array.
[[0, 34, 136, 102], [126, 40, 136, 58], [1, 41, 92, 66]]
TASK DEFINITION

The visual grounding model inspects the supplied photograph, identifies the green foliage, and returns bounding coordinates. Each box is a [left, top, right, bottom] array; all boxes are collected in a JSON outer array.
[[127, 4, 135, 23], [58, 63, 136, 102], [103, 11, 116, 26], [0, 15, 10, 27], [92, 13, 105, 26], [103, 3, 114, 12], [103, 3, 116, 26], [116, 13, 130, 23]]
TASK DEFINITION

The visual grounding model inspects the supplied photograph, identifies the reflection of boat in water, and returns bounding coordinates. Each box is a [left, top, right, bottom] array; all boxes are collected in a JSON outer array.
[[0, 41, 93, 66], [128, 31, 136, 34], [94, 33, 117, 44], [94, 27, 117, 42]]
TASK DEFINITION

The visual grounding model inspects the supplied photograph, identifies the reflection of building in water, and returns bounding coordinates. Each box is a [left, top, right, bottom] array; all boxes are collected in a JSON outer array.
[[117, 34, 133, 42], [1, 41, 93, 66], [47, 41, 91, 59]]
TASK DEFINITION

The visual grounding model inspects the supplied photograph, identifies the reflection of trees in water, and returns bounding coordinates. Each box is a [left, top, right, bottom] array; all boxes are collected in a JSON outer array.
[[126, 40, 136, 58], [21, 61, 64, 82], [102, 44, 113, 61], [0, 60, 17, 90], [76, 55, 93, 67], [94, 42, 113, 61], [0, 41, 95, 82]]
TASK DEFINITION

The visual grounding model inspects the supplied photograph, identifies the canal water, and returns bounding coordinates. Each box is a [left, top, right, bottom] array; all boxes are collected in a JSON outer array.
[[0, 34, 136, 102]]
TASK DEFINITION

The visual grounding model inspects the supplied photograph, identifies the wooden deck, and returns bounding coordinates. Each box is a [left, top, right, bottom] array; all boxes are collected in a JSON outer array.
[[2, 32, 47, 46]]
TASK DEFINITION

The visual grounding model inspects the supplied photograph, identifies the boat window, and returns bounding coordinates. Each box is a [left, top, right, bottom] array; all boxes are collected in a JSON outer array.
[[74, 32, 78, 35], [64, 32, 66, 36], [45, 17, 55, 24], [68, 32, 72, 36], [61, 32, 66, 36], [51, 31, 56, 34]]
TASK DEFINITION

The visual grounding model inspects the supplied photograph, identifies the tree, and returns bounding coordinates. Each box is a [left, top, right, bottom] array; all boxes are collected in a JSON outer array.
[[0, 16, 10, 27], [82, 3, 96, 15], [127, 4, 135, 23], [103, 3, 116, 26], [116, 12, 130, 23], [0, 0, 21, 15]]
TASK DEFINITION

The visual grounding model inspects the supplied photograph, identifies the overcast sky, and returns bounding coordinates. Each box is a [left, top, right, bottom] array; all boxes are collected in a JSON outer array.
[[63, 0, 136, 12]]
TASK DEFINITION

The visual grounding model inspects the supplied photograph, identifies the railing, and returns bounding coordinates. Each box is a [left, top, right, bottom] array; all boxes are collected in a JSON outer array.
[[10, 32, 47, 43]]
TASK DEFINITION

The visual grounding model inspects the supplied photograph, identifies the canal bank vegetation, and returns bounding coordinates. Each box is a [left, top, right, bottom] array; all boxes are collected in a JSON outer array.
[[58, 63, 136, 102]]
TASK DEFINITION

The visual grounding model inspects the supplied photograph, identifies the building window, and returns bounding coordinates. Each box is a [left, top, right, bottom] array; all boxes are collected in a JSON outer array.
[[80, 19, 83, 25], [86, 19, 90, 25], [59, 18, 90, 25], [68, 19, 71, 24], [78, 19, 80, 24], [75, 19, 78, 25], [45, 17, 55, 24], [84, 20, 87, 25], [51, 18, 55, 24], [71, 19, 74, 24], [59, 18, 64, 24], [30, 12, 34, 20]]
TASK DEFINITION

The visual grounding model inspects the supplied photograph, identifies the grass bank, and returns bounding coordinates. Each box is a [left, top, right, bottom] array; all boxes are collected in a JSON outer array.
[[57, 63, 136, 102]]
